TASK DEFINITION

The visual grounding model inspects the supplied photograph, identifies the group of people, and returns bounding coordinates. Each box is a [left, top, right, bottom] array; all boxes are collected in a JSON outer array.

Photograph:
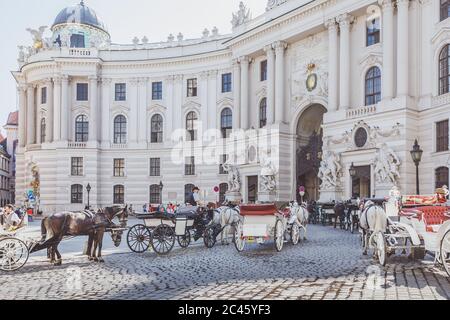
[[141, 186, 202, 213], [0, 204, 22, 232]]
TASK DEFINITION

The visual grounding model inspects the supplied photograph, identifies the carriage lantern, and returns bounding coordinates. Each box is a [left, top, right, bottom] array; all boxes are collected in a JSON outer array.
[[349, 163, 357, 178], [86, 184, 92, 209], [410, 139, 423, 195]]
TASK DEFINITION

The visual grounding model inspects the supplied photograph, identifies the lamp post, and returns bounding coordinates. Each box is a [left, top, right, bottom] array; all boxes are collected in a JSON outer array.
[[410, 139, 423, 195], [86, 183, 91, 209], [159, 181, 164, 204], [349, 163, 356, 198]]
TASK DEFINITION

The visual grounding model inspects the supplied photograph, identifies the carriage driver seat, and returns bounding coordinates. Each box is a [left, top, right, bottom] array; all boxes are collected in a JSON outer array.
[[176, 206, 199, 219]]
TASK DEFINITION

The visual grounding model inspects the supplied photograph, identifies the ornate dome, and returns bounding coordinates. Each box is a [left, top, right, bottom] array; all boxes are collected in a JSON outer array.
[[52, 1, 107, 33]]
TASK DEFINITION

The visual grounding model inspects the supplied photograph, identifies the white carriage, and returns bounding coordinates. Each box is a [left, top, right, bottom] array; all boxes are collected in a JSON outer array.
[[368, 188, 450, 277], [233, 204, 300, 252]]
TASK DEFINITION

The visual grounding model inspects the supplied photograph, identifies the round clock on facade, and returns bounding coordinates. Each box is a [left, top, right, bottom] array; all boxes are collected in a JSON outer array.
[[306, 73, 318, 92]]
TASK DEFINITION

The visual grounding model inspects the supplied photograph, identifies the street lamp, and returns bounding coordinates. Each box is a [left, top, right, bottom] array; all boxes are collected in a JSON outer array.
[[86, 183, 92, 209], [349, 163, 357, 178], [159, 181, 164, 191], [410, 139, 423, 195]]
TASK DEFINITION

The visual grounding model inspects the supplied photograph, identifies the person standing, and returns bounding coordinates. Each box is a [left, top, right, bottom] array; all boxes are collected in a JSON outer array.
[[186, 186, 200, 206], [1, 205, 21, 231]]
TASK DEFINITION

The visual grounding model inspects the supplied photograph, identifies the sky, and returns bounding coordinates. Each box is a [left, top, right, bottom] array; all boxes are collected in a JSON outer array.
[[0, 0, 267, 135]]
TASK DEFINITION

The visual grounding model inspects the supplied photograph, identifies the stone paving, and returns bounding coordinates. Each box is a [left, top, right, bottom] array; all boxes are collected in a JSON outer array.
[[0, 224, 449, 300]]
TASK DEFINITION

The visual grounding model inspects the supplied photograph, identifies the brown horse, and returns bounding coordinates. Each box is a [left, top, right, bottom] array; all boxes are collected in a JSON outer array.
[[31, 206, 128, 265], [333, 202, 346, 229]]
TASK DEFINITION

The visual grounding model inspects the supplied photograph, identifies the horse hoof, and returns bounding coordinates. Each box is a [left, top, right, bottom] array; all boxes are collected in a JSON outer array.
[[98, 258, 105, 263], [88, 256, 93, 261], [362, 251, 368, 256], [93, 257, 99, 263], [53, 260, 62, 266]]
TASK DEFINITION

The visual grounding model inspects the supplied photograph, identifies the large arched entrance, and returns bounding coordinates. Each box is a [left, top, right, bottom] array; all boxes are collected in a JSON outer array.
[[295, 104, 327, 202]]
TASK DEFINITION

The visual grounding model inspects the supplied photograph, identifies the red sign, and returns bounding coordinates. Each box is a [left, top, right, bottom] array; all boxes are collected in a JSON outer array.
[[213, 186, 220, 193]]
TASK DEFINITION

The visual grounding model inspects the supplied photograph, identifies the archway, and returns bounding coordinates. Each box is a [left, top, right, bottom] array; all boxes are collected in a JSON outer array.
[[295, 104, 327, 202]]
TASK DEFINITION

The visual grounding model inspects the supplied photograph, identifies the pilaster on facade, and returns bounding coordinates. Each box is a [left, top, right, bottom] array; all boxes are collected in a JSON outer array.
[[273, 41, 287, 124], [337, 13, 354, 110], [264, 44, 276, 125], [239, 56, 251, 130], [232, 59, 241, 130], [380, 0, 395, 100], [325, 18, 339, 112], [396, 0, 410, 98]]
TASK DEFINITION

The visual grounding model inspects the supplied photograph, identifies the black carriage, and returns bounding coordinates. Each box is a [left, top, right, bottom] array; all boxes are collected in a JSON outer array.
[[126, 206, 216, 255]]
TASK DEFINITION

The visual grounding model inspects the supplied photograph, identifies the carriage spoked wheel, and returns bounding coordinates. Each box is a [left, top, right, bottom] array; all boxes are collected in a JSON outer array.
[[0, 238, 29, 272], [177, 230, 191, 249], [151, 224, 175, 255], [127, 224, 151, 253], [290, 223, 300, 245], [350, 214, 354, 234], [274, 220, 284, 252], [440, 229, 450, 277], [375, 232, 387, 267], [234, 221, 245, 252], [203, 226, 217, 249]]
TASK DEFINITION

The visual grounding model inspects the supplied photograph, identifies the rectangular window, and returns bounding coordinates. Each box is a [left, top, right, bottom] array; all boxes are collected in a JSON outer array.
[[436, 120, 449, 152], [219, 155, 228, 175], [222, 73, 232, 93], [115, 83, 126, 101], [366, 18, 381, 47], [187, 78, 198, 97], [441, 0, 450, 22], [260, 60, 268, 82], [185, 156, 195, 176], [152, 82, 163, 100], [76, 83, 88, 101], [150, 158, 161, 177], [114, 159, 125, 177], [71, 157, 83, 176], [41, 87, 47, 104]]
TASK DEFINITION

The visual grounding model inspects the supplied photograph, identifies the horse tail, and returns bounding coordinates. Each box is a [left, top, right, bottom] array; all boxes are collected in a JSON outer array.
[[30, 216, 58, 254]]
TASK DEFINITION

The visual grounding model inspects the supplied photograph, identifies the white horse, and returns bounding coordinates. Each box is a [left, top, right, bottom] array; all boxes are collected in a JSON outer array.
[[359, 200, 388, 256], [289, 201, 309, 240], [211, 205, 241, 245]]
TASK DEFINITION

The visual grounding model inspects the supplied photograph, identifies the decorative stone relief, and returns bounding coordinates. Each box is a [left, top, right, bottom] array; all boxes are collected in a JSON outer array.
[[259, 148, 277, 193], [266, 0, 288, 11], [318, 151, 342, 189], [292, 58, 329, 104], [373, 143, 401, 185]]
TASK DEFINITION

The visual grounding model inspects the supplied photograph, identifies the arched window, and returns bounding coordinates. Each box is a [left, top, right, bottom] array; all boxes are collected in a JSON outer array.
[[186, 111, 198, 141], [365, 67, 381, 106], [71, 184, 83, 204], [441, 0, 450, 22], [436, 167, 449, 189], [151, 114, 163, 143], [439, 45, 450, 95], [75, 115, 89, 142], [149, 184, 162, 204], [113, 185, 125, 204], [184, 184, 195, 204], [220, 108, 233, 138], [114, 115, 127, 144], [219, 183, 228, 204], [259, 98, 267, 128], [40, 118, 46, 143]]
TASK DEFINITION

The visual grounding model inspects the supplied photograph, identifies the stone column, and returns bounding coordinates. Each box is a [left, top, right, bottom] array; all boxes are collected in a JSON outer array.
[[232, 59, 241, 129], [173, 75, 183, 131], [274, 41, 288, 123], [200, 71, 209, 132], [53, 77, 62, 142], [337, 13, 354, 110], [89, 76, 98, 143], [264, 44, 276, 124], [60, 76, 69, 141], [100, 78, 111, 146], [381, 0, 395, 100], [325, 18, 339, 112], [18, 86, 27, 148], [45, 78, 54, 143], [138, 78, 148, 143], [26, 84, 36, 145], [239, 56, 250, 130], [208, 71, 218, 131], [129, 78, 139, 144], [165, 76, 174, 135], [397, 0, 410, 97]]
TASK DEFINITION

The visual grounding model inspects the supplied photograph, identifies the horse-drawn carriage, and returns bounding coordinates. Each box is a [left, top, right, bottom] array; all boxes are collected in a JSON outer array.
[[233, 202, 308, 252], [360, 187, 450, 277], [0, 227, 33, 272], [126, 206, 217, 255]]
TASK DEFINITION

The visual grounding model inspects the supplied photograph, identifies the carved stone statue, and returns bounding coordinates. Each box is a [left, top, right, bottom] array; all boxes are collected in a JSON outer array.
[[373, 144, 401, 185], [259, 149, 278, 193], [222, 160, 241, 193], [231, 2, 251, 28], [26, 26, 47, 50], [318, 151, 342, 189]]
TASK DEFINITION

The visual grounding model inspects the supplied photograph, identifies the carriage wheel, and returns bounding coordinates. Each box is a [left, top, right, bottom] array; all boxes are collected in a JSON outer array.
[[290, 224, 300, 245], [376, 232, 387, 266], [349, 214, 354, 233], [234, 221, 245, 252], [127, 225, 151, 253], [0, 238, 29, 272], [274, 220, 284, 252], [440, 229, 450, 277], [203, 226, 217, 249], [177, 230, 191, 249], [151, 224, 175, 255]]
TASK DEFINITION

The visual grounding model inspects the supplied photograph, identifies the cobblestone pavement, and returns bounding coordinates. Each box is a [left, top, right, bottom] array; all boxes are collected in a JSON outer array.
[[1, 225, 449, 300]]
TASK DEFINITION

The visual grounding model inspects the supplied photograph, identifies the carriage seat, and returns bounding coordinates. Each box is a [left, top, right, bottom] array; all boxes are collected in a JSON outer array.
[[414, 206, 450, 233], [175, 206, 199, 219], [240, 204, 278, 216]]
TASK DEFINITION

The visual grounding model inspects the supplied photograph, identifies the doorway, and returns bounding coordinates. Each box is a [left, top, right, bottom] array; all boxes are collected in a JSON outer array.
[[247, 176, 258, 203], [351, 165, 371, 199]]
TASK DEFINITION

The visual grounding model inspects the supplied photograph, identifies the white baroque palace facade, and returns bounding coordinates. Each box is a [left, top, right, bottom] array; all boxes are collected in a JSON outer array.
[[12, 0, 450, 212]]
